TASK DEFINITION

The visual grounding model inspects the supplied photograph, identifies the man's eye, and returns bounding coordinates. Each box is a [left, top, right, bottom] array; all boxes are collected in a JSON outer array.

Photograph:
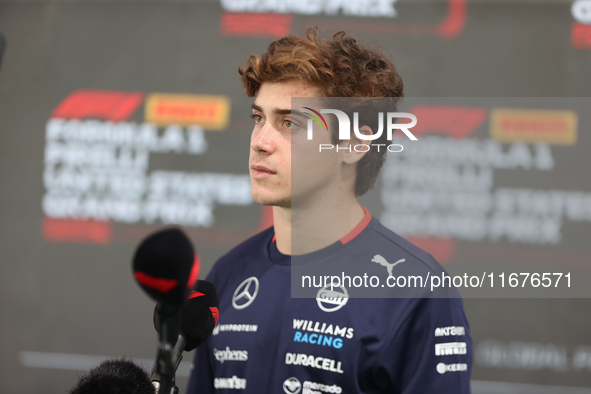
[[284, 120, 299, 129], [250, 114, 263, 123]]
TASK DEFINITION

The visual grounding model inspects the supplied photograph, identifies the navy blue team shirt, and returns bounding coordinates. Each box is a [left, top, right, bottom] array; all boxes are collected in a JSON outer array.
[[188, 209, 472, 393]]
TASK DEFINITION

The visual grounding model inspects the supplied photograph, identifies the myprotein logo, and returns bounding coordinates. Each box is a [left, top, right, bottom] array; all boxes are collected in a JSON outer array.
[[212, 323, 258, 336], [304, 108, 417, 153]]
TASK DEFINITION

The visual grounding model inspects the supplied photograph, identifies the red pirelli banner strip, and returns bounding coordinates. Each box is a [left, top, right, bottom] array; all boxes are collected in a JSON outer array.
[[220, 12, 294, 38], [41, 217, 112, 244]]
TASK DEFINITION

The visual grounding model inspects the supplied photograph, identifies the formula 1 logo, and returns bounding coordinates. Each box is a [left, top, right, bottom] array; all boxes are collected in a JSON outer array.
[[283, 377, 302, 394], [371, 254, 405, 277], [232, 277, 259, 310], [316, 285, 348, 313]]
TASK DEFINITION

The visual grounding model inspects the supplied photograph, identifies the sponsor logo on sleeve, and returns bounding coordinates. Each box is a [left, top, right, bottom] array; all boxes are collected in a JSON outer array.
[[371, 254, 405, 277], [285, 353, 344, 374], [213, 376, 247, 389], [212, 323, 258, 336], [283, 377, 302, 394], [435, 342, 468, 356], [283, 377, 343, 394], [434, 326, 466, 337], [436, 362, 468, 374], [232, 276, 259, 310], [213, 347, 248, 363], [292, 319, 354, 349], [316, 285, 348, 313]]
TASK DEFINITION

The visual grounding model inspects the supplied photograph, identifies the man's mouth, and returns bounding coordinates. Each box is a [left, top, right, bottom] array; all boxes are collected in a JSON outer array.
[[251, 165, 276, 179]]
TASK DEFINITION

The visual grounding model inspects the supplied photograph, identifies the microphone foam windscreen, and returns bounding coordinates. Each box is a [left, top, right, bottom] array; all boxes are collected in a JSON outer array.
[[132, 228, 199, 306], [154, 280, 219, 351]]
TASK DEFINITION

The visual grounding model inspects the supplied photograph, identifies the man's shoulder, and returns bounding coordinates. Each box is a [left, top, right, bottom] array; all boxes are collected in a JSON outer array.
[[206, 226, 274, 280], [366, 218, 445, 274]]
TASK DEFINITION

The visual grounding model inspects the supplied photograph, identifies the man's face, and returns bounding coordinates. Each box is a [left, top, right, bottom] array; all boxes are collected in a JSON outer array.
[[249, 80, 337, 208]]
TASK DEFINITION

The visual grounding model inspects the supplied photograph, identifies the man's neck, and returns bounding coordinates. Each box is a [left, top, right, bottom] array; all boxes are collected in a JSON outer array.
[[272, 194, 365, 255]]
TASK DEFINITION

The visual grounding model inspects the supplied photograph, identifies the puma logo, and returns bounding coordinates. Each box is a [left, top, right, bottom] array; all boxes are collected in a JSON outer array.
[[372, 254, 405, 277]]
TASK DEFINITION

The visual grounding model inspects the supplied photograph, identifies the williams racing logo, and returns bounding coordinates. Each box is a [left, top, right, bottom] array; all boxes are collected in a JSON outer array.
[[292, 319, 354, 349]]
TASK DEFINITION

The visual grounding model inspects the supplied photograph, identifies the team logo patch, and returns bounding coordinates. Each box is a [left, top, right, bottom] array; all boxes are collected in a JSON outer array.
[[283, 377, 302, 394], [316, 285, 348, 313], [285, 353, 344, 374], [232, 276, 259, 310], [435, 326, 466, 337], [371, 254, 405, 277], [436, 362, 468, 374], [435, 342, 468, 356], [213, 376, 247, 389], [213, 347, 248, 363]]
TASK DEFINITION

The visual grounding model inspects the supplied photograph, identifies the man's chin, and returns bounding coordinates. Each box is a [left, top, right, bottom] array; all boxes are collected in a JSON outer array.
[[252, 193, 291, 208]]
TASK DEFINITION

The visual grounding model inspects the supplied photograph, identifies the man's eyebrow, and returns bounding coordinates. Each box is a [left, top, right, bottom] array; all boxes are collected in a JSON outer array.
[[251, 103, 305, 117]]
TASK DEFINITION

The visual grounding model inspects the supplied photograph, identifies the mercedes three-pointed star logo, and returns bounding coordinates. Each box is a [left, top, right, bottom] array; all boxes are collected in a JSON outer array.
[[232, 276, 259, 310]]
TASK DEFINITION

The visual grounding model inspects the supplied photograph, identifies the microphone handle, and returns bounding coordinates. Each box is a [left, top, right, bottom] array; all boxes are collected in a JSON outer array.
[[151, 304, 181, 394], [151, 335, 186, 394], [174, 335, 187, 371]]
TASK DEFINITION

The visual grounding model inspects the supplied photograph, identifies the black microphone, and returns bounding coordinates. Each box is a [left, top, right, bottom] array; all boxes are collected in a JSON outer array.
[[132, 228, 199, 306], [154, 280, 219, 381], [132, 227, 199, 394], [180, 280, 219, 351]]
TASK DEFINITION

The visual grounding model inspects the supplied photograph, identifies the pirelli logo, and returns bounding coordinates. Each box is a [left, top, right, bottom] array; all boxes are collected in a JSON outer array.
[[145, 94, 230, 130], [490, 108, 578, 145], [435, 342, 467, 356]]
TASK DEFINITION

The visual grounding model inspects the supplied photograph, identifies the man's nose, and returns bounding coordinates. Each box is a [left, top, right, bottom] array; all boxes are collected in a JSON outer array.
[[251, 122, 275, 154]]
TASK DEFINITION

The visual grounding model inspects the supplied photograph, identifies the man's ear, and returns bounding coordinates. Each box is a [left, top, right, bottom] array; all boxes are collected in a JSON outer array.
[[339, 125, 373, 165]]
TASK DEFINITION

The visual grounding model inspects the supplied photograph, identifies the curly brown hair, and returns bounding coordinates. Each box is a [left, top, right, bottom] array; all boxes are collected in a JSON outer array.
[[239, 27, 404, 196]]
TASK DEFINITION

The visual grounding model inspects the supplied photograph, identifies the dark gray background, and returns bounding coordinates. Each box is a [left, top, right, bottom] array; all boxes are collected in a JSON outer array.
[[1, 0, 590, 393]]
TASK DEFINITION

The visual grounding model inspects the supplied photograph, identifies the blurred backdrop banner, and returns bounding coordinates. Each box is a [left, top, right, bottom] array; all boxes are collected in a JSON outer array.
[[0, 0, 590, 393]]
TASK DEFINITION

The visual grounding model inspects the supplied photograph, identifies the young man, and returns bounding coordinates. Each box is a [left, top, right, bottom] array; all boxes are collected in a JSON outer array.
[[188, 28, 472, 393]]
